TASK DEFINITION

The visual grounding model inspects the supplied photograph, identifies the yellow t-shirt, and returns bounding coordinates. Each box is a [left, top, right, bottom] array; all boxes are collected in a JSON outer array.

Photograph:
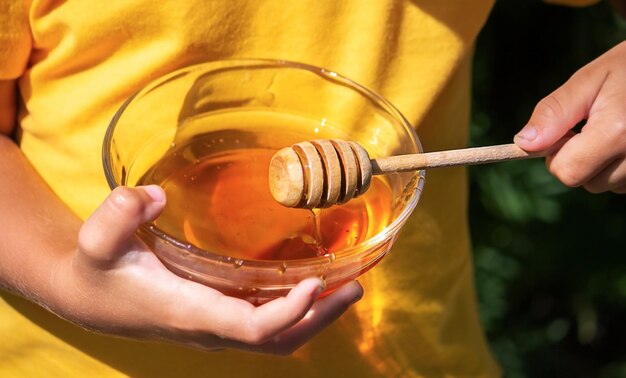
[[0, 1, 504, 376]]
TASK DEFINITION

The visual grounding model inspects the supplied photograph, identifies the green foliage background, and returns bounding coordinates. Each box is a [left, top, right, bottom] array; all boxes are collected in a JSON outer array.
[[470, 1, 626, 377]]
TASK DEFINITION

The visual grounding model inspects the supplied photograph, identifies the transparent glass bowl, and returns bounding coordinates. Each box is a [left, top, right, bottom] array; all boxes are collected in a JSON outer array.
[[103, 60, 425, 303]]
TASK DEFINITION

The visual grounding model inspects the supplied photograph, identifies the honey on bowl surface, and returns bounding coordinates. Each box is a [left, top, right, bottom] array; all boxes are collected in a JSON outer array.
[[137, 117, 395, 261]]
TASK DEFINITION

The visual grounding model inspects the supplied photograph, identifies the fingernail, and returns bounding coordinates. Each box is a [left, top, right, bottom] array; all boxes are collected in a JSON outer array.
[[142, 185, 165, 203], [310, 286, 324, 300], [349, 292, 363, 305], [515, 125, 538, 142], [313, 285, 325, 298], [311, 278, 326, 299]]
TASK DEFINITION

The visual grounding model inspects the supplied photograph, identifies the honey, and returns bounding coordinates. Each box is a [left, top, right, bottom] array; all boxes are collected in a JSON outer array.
[[138, 118, 395, 261]]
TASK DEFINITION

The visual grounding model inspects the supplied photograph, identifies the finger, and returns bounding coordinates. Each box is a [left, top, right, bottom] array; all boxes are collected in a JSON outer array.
[[515, 57, 608, 152], [612, 184, 626, 194], [545, 82, 626, 188], [266, 280, 363, 355], [170, 277, 326, 346], [78, 185, 166, 264], [215, 280, 364, 355], [583, 158, 626, 193], [546, 130, 616, 188]]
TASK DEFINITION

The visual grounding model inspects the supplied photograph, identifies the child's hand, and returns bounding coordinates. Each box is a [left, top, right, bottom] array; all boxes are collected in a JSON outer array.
[[514, 41, 626, 194], [53, 185, 363, 355]]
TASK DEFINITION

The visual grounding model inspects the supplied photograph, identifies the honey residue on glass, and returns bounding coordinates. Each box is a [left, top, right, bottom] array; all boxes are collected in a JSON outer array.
[[138, 113, 394, 261]]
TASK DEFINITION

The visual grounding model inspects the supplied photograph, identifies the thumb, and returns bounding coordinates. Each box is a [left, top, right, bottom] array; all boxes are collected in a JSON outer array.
[[514, 64, 605, 152], [78, 185, 166, 264]]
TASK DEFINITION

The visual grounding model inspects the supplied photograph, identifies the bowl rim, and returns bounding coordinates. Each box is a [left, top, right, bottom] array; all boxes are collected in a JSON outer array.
[[102, 58, 426, 269]]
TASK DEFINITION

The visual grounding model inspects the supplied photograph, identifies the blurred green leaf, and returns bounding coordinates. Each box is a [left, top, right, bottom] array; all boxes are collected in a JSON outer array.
[[470, 0, 626, 376]]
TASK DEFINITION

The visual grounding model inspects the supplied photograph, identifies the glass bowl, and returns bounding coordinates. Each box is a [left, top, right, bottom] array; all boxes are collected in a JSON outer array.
[[103, 59, 425, 303]]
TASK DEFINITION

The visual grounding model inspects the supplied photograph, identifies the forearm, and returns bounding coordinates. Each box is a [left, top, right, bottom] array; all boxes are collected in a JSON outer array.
[[0, 130, 82, 311]]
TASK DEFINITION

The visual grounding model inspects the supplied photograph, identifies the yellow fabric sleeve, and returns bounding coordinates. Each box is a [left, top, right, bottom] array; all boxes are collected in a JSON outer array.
[[0, 0, 31, 80]]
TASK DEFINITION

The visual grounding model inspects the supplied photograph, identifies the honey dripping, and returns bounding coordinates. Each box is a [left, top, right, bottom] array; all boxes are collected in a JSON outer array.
[[138, 130, 394, 261]]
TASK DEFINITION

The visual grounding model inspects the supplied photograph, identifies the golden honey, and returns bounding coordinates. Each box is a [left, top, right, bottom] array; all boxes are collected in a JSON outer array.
[[138, 117, 395, 261]]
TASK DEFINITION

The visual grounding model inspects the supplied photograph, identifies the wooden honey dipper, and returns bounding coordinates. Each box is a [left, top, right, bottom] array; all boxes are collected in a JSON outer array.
[[269, 139, 548, 208]]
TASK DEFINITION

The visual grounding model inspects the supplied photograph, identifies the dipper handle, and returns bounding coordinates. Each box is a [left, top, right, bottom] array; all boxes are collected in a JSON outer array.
[[269, 140, 547, 209], [371, 143, 544, 174]]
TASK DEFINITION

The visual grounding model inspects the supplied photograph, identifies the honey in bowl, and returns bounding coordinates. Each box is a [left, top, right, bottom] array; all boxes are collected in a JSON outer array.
[[138, 113, 395, 262], [103, 60, 424, 301]]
